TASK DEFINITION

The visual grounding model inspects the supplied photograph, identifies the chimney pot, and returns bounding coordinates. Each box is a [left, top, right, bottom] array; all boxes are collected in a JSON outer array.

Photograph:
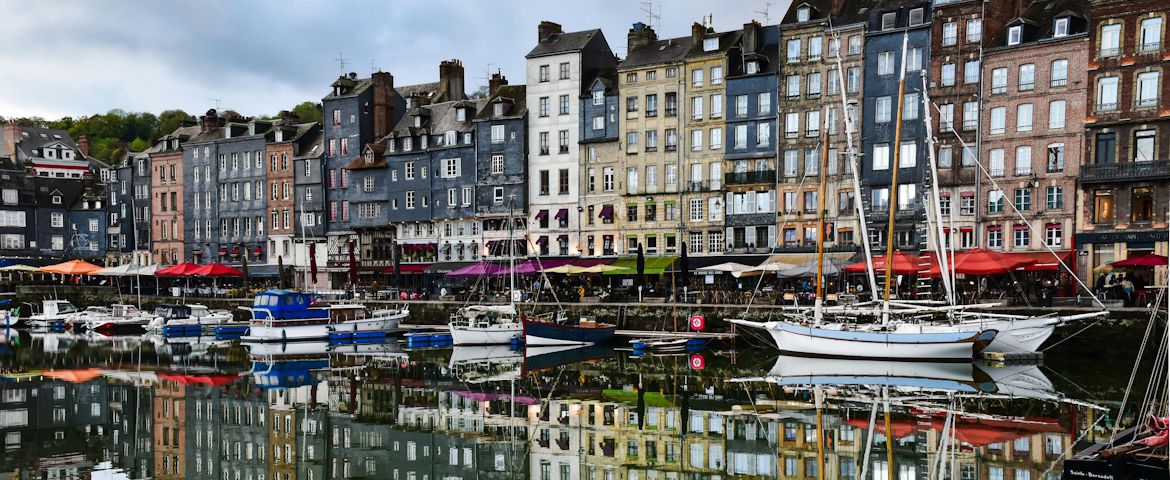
[[691, 22, 705, 45], [77, 135, 89, 157], [538, 21, 563, 42], [627, 22, 659, 50], [438, 59, 466, 102], [488, 72, 508, 97]]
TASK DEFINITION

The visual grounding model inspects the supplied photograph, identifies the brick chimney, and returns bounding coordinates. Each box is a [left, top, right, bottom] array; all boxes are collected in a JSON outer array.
[[77, 135, 89, 157], [370, 71, 396, 140], [488, 71, 508, 97], [538, 21, 563, 42], [627, 22, 658, 51], [691, 22, 706, 46], [438, 59, 466, 102], [200, 109, 219, 133]]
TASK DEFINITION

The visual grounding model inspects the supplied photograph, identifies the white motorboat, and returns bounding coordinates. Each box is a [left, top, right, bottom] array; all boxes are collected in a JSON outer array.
[[23, 300, 79, 328], [82, 304, 155, 332], [449, 305, 522, 345], [240, 290, 408, 342], [145, 304, 235, 333]]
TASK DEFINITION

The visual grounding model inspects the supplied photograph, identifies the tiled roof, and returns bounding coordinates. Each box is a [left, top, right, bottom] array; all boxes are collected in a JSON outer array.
[[526, 29, 604, 58], [620, 36, 693, 69]]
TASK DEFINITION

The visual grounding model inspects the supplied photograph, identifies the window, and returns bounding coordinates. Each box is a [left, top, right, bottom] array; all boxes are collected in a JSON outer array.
[[1051, 59, 1068, 87], [691, 96, 703, 119], [1100, 23, 1121, 57], [1141, 17, 1163, 52], [559, 62, 569, 80], [1016, 146, 1032, 175], [1017, 103, 1033, 131], [1046, 223, 1063, 247], [964, 59, 980, 84], [539, 65, 549, 82], [559, 169, 569, 195], [797, 6, 810, 21], [51, 212, 63, 227], [734, 95, 748, 117], [873, 144, 890, 170], [735, 124, 748, 149], [1096, 133, 1117, 164], [1137, 71, 1160, 108], [1008, 26, 1022, 45], [539, 170, 550, 195], [871, 187, 889, 211], [807, 73, 821, 98], [710, 128, 722, 149], [711, 66, 723, 84], [963, 101, 979, 131], [967, 19, 983, 42], [942, 22, 957, 45], [961, 193, 976, 215], [938, 145, 953, 168], [897, 184, 917, 210], [881, 12, 896, 30], [900, 142, 917, 168], [877, 51, 894, 76], [990, 107, 1006, 134], [1047, 100, 1067, 129], [907, 47, 923, 71], [691, 68, 704, 87], [559, 130, 569, 153], [1047, 144, 1065, 172], [988, 189, 1005, 214], [1135, 130, 1156, 162], [941, 63, 956, 86], [689, 199, 704, 221], [1015, 188, 1032, 211], [848, 34, 862, 54], [808, 37, 822, 60], [539, 97, 549, 117], [903, 92, 919, 120], [827, 68, 840, 95], [1019, 64, 1034, 91], [1014, 226, 1030, 247], [645, 130, 658, 151], [909, 8, 923, 25], [939, 103, 954, 130], [804, 110, 819, 138], [786, 39, 801, 62], [989, 148, 1005, 176], [991, 67, 1008, 94], [1047, 186, 1064, 209], [691, 130, 703, 151], [875, 96, 892, 123], [1097, 76, 1120, 111], [846, 66, 860, 93], [1093, 191, 1114, 223], [539, 132, 550, 155]]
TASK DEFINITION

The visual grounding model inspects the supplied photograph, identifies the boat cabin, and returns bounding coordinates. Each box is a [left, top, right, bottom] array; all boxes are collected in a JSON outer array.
[[40, 300, 77, 317], [251, 290, 328, 321], [110, 304, 142, 317], [155, 304, 192, 319]]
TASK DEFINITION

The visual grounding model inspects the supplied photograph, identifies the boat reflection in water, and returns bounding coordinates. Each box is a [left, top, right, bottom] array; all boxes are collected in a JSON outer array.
[[0, 335, 1122, 480]]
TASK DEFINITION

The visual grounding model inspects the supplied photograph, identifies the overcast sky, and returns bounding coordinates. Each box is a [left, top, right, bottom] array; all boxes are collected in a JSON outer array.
[[0, 0, 791, 120]]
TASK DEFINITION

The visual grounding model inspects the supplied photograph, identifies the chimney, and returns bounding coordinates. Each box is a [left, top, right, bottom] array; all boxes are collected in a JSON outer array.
[[627, 22, 659, 51], [538, 21, 563, 42], [77, 135, 89, 157], [370, 71, 396, 139], [438, 59, 466, 102], [831, 0, 847, 16], [691, 22, 706, 46], [200, 109, 219, 133], [488, 71, 508, 97]]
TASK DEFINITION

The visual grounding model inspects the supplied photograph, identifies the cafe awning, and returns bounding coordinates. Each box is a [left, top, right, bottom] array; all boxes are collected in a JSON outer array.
[[382, 263, 431, 274], [426, 262, 474, 274], [1010, 251, 1074, 271], [604, 256, 677, 275]]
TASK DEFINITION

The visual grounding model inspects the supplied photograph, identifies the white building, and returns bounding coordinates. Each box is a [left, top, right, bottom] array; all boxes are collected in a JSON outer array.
[[525, 21, 617, 257]]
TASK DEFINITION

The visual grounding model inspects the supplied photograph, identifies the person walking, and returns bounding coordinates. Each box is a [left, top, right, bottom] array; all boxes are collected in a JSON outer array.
[[1121, 275, 1135, 307]]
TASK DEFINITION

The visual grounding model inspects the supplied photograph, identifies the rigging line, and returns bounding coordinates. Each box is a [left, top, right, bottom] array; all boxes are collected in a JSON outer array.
[[1112, 286, 1163, 436], [1040, 412, 1108, 479], [747, 147, 818, 309], [1040, 362, 1102, 402], [925, 99, 1104, 308], [1039, 316, 1107, 353]]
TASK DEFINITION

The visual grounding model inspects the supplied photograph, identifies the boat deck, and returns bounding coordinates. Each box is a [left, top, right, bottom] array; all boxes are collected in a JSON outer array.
[[614, 330, 736, 340]]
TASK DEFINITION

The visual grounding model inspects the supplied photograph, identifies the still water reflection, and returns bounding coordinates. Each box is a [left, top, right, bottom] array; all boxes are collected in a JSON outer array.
[[0, 331, 1131, 480]]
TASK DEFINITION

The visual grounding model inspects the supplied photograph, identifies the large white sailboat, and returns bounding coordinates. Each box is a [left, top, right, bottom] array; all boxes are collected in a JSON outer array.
[[449, 198, 523, 345]]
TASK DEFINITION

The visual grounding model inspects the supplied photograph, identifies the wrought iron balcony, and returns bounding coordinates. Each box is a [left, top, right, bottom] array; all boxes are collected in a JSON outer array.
[[1080, 160, 1170, 184], [725, 170, 777, 185]]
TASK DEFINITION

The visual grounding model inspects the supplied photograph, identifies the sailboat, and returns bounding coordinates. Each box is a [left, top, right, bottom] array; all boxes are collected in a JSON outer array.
[[449, 197, 523, 345]]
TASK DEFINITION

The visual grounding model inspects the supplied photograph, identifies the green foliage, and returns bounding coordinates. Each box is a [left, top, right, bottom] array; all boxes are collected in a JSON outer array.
[[129, 138, 150, 152], [290, 101, 323, 124]]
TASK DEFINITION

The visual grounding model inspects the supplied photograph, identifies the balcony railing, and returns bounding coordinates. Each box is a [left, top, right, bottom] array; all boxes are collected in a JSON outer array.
[[1095, 103, 1119, 113], [1098, 47, 1121, 58], [686, 181, 710, 192], [1081, 160, 1170, 183], [1136, 98, 1159, 109], [1139, 42, 1162, 54], [726, 170, 777, 185]]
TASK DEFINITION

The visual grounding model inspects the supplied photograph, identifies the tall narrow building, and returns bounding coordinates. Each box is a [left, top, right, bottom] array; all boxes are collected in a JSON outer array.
[[579, 64, 621, 257], [475, 73, 530, 261], [525, 21, 617, 257]]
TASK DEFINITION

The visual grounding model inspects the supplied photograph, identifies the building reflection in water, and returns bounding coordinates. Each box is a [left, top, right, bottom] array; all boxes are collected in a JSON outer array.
[[0, 334, 1098, 480]]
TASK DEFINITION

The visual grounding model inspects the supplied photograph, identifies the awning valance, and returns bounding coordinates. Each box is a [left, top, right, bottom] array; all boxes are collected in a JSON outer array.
[[535, 210, 549, 221], [555, 208, 568, 220], [603, 256, 677, 275], [599, 205, 614, 219]]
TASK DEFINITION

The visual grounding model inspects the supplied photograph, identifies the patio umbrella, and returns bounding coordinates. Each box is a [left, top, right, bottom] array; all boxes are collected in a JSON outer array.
[[0, 264, 39, 272], [190, 263, 244, 276], [156, 262, 202, 276], [951, 248, 1035, 275], [842, 251, 922, 275], [131, 264, 163, 276], [777, 258, 851, 278], [348, 241, 357, 286], [1111, 252, 1169, 267], [309, 242, 319, 284], [448, 262, 509, 276], [42, 368, 103, 383], [40, 259, 103, 275], [735, 259, 800, 278], [95, 264, 139, 276]]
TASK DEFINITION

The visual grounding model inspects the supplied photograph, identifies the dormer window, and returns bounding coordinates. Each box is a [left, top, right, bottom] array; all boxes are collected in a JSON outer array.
[[908, 8, 924, 26], [493, 103, 504, 117], [881, 12, 896, 30], [404, 137, 413, 151], [444, 131, 457, 145], [63, 150, 71, 159], [797, 6, 810, 22], [46, 149, 55, 158], [457, 108, 467, 122], [703, 37, 718, 51], [746, 61, 760, 74], [405, 98, 413, 109], [463, 132, 472, 144], [1008, 26, 1022, 45], [420, 135, 428, 148], [1053, 18, 1069, 37], [593, 91, 604, 106], [413, 116, 422, 128], [364, 151, 374, 164], [388, 139, 396, 153], [52, 195, 61, 204]]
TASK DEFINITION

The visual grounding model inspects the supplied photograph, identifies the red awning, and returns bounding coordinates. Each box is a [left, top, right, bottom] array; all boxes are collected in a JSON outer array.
[[555, 208, 569, 220], [157, 373, 239, 386], [952, 248, 1035, 275], [1006, 251, 1074, 271], [1111, 252, 1169, 267], [535, 210, 549, 221], [843, 251, 923, 275], [382, 263, 431, 274], [536, 236, 549, 246], [599, 205, 614, 219]]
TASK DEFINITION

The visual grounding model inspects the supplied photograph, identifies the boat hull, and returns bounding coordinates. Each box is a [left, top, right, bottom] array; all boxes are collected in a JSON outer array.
[[765, 321, 994, 361], [522, 319, 616, 346], [893, 317, 1058, 353], [243, 314, 403, 342], [449, 323, 522, 345]]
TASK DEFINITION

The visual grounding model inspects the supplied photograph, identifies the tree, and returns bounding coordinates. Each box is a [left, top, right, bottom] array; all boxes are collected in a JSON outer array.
[[156, 109, 194, 139], [290, 101, 323, 124], [129, 138, 150, 152]]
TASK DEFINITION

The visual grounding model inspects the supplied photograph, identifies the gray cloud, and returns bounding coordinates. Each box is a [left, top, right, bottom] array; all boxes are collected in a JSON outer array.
[[0, 0, 788, 119]]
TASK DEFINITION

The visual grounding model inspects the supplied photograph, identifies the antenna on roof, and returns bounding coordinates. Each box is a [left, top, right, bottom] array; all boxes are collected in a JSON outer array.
[[755, 2, 773, 24], [371, 59, 380, 73], [335, 51, 349, 76], [210, 98, 222, 111], [640, 1, 661, 31]]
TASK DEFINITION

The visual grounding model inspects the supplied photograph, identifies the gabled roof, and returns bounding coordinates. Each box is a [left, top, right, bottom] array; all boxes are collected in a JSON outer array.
[[345, 144, 386, 170], [391, 98, 488, 140], [474, 85, 528, 121], [688, 29, 743, 58], [620, 35, 693, 69], [527, 29, 605, 58], [10, 126, 81, 161], [293, 127, 323, 160], [397, 82, 441, 104], [325, 76, 373, 99]]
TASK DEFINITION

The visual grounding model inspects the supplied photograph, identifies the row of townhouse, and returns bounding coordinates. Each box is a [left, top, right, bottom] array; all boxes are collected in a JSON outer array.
[[10, 0, 1165, 291]]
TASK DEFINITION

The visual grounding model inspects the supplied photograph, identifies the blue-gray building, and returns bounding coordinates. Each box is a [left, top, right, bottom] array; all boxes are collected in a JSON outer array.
[[183, 113, 225, 264], [213, 120, 275, 267], [476, 75, 530, 259], [724, 21, 780, 251], [860, 0, 932, 250]]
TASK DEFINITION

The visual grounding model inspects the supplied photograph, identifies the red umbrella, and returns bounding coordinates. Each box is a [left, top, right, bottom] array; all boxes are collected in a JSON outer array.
[[348, 241, 358, 285], [952, 248, 1035, 275], [190, 262, 244, 277], [158, 373, 239, 386], [156, 262, 202, 276], [1111, 252, 1169, 267], [309, 242, 319, 284], [843, 251, 924, 275]]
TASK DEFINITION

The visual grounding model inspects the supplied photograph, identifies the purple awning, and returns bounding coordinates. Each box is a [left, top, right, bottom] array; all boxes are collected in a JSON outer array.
[[599, 205, 614, 218], [535, 210, 549, 221], [447, 262, 509, 277], [513, 258, 569, 274], [535, 236, 549, 246], [557, 234, 569, 241], [554, 208, 568, 220]]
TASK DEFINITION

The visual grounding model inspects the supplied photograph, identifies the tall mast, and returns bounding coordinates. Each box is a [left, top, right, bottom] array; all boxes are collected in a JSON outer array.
[[829, 20, 879, 301], [508, 195, 516, 306], [920, 76, 956, 307], [882, 32, 911, 322], [814, 110, 831, 325]]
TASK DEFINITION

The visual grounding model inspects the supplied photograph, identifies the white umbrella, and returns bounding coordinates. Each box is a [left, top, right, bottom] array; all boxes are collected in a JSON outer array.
[[130, 264, 163, 276], [734, 260, 799, 278], [95, 264, 139, 276], [697, 262, 753, 275], [776, 258, 851, 278]]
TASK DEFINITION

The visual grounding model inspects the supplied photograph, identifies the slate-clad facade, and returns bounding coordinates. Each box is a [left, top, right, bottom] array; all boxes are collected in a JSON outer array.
[[182, 113, 223, 265], [726, 21, 779, 253], [292, 126, 326, 288], [476, 76, 530, 259], [579, 70, 621, 257], [860, 0, 933, 251]]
